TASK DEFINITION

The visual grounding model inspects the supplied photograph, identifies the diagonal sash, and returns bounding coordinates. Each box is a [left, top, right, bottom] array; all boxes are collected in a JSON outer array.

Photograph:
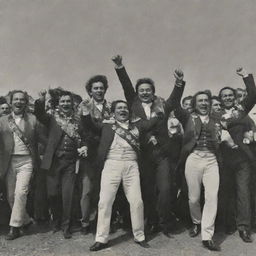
[[54, 112, 82, 147], [112, 122, 140, 152], [8, 115, 33, 154]]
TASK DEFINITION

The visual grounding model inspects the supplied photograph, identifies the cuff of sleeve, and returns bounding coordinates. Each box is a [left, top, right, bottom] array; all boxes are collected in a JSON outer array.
[[115, 65, 124, 69], [175, 80, 184, 87]]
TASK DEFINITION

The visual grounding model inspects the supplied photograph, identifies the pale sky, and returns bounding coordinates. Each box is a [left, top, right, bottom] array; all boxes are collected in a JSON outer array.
[[0, 0, 256, 100]]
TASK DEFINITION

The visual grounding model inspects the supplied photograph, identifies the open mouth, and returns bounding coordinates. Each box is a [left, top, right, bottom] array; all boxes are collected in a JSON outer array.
[[14, 105, 23, 109], [95, 93, 103, 98], [62, 106, 71, 111], [200, 106, 208, 112], [120, 112, 128, 117]]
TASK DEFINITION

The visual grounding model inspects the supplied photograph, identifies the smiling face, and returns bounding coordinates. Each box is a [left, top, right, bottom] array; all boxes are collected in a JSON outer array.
[[211, 99, 221, 113], [137, 83, 154, 103], [194, 93, 210, 116], [11, 92, 27, 115], [236, 89, 247, 104], [0, 103, 10, 116], [220, 89, 235, 109], [182, 99, 193, 113], [58, 95, 73, 115], [90, 82, 106, 102], [114, 102, 130, 122]]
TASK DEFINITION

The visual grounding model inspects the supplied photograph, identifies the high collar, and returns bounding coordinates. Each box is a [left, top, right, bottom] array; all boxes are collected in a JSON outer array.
[[198, 115, 210, 123], [93, 98, 105, 105], [12, 111, 25, 119], [116, 120, 129, 129], [142, 102, 153, 107]]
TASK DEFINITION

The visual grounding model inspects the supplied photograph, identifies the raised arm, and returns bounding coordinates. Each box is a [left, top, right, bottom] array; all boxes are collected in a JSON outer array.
[[165, 69, 186, 115], [237, 67, 256, 114], [34, 90, 51, 127], [112, 55, 137, 106]]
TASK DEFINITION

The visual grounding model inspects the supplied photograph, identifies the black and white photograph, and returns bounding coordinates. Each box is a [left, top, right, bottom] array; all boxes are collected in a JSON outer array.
[[1, 0, 256, 255]]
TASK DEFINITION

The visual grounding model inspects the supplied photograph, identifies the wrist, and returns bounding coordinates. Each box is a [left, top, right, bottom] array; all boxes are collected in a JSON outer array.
[[115, 64, 124, 69]]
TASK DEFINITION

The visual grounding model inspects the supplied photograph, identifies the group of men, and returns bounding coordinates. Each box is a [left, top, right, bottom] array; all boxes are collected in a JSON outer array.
[[0, 55, 256, 252]]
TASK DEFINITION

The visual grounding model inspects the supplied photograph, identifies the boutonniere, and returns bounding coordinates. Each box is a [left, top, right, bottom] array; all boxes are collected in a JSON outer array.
[[130, 126, 139, 137]]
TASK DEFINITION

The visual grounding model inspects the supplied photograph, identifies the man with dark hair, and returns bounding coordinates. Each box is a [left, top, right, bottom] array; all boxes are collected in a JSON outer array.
[[218, 69, 256, 242], [85, 100, 162, 251], [211, 96, 221, 114], [85, 75, 109, 96], [0, 91, 40, 240], [175, 68, 256, 251], [34, 90, 88, 239], [0, 96, 10, 116], [112, 55, 185, 237], [176, 90, 221, 251], [77, 75, 112, 235], [182, 96, 193, 113], [236, 88, 247, 104]]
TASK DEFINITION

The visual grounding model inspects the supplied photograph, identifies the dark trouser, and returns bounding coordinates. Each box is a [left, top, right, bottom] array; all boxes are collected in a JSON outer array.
[[222, 160, 251, 231], [47, 156, 76, 229], [78, 158, 94, 227], [33, 167, 49, 221], [141, 154, 176, 227]]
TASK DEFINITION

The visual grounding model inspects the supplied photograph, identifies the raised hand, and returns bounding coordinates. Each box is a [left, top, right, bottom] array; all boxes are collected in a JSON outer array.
[[80, 99, 91, 116], [236, 67, 248, 77], [174, 69, 184, 82], [111, 55, 123, 68], [39, 90, 47, 102]]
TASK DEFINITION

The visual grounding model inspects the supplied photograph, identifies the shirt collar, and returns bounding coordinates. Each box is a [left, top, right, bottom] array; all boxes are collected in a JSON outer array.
[[93, 99, 105, 106], [199, 115, 209, 123], [142, 102, 152, 108], [117, 120, 129, 129]]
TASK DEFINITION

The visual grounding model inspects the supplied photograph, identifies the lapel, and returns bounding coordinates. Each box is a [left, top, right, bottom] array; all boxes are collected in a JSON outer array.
[[105, 124, 115, 147], [102, 100, 110, 116], [133, 99, 147, 119], [5, 114, 15, 151], [23, 113, 33, 141], [191, 114, 202, 138]]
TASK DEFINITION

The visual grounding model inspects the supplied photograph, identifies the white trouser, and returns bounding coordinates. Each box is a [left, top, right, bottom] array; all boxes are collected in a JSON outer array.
[[95, 159, 145, 243], [6, 155, 33, 227], [185, 152, 219, 240]]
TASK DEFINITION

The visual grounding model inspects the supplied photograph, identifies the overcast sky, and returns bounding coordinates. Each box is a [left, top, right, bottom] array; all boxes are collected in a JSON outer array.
[[0, 0, 256, 100]]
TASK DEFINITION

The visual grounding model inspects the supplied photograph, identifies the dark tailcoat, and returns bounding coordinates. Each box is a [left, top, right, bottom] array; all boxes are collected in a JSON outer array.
[[34, 100, 87, 171], [176, 74, 256, 172], [115, 66, 185, 156], [82, 115, 159, 171], [221, 74, 256, 164]]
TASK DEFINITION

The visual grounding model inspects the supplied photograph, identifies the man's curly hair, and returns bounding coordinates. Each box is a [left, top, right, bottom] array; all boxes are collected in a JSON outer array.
[[85, 75, 108, 95]]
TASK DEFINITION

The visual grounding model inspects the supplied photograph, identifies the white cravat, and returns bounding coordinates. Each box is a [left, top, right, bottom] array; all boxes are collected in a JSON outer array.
[[117, 120, 129, 129], [199, 115, 209, 124], [93, 99, 104, 112], [12, 112, 23, 127], [110, 121, 131, 149], [142, 102, 152, 120]]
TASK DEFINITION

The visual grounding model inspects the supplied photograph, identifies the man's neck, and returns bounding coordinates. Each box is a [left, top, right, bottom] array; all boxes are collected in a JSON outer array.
[[142, 101, 153, 105], [12, 111, 24, 118]]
